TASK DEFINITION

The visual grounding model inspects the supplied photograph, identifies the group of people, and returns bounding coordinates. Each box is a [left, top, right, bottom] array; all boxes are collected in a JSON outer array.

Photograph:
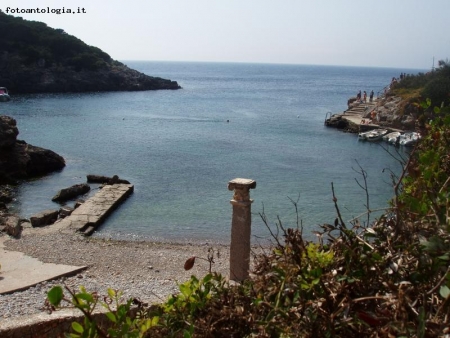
[[356, 90, 374, 103]]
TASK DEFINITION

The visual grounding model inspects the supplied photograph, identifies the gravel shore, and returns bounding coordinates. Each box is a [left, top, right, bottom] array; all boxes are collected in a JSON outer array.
[[0, 228, 236, 321]]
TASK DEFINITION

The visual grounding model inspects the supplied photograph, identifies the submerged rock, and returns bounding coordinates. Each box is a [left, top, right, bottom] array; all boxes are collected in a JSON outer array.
[[52, 183, 90, 202], [87, 174, 130, 184]]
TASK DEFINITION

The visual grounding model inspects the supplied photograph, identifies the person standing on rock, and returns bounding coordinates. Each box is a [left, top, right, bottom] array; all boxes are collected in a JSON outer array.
[[369, 90, 374, 102], [363, 91, 367, 103]]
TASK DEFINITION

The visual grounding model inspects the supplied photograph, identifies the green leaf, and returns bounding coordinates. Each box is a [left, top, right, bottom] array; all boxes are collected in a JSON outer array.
[[438, 254, 450, 261], [439, 285, 450, 299], [75, 293, 94, 303], [71, 322, 84, 333], [47, 286, 63, 306], [67, 334, 81, 338], [151, 316, 160, 326], [420, 101, 429, 109], [106, 312, 117, 323], [203, 273, 213, 284], [371, 252, 382, 261], [107, 288, 116, 298], [179, 283, 192, 298]]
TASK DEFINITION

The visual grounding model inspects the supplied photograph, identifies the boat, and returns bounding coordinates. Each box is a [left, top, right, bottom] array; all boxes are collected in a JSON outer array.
[[382, 131, 401, 144], [358, 128, 388, 141], [358, 130, 375, 140], [399, 132, 421, 147], [358, 129, 387, 142], [366, 129, 388, 142], [0, 87, 11, 102]]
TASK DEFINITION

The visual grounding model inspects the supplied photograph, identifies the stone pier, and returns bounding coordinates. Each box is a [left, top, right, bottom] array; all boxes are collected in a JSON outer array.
[[54, 183, 134, 236], [228, 178, 256, 282]]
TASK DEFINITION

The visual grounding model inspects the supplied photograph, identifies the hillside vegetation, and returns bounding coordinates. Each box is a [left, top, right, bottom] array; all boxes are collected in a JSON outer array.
[[391, 60, 450, 125], [0, 11, 112, 71], [47, 65, 450, 336], [0, 12, 180, 93]]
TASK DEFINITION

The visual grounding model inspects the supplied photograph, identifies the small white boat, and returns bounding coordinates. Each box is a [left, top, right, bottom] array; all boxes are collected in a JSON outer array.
[[366, 129, 388, 142], [358, 132, 369, 140], [358, 130, 375, 140], [382, 131, 402, 144], [382, 131, 400, 141], [0, 87, 11, 102], [399, 132, 421, 147], [359, 129, 388, 141]]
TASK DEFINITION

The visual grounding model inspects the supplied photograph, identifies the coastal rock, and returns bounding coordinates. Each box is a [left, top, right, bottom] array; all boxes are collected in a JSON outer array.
[[401, 115, 416, 129], [59, 206, 74, 218], [74, 200, 85, 209], [52, 183, 90, 202], [324, 115, 350, 130], [0, 116, 19, 148], [87, 174, 130, 184], [0, 185, 14, 204], [30, 209, 59, 227], [4, 215, 22, 237], [0, 116, 65, 183]]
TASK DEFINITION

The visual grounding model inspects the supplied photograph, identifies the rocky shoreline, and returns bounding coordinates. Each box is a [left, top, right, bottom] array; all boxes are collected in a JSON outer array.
[[2, 61, 181, 94], [325, 91, 418, 133], [0, 115, 66, 238]]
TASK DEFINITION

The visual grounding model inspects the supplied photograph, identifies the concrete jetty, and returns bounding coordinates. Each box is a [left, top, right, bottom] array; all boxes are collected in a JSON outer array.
[[325, 99, 379, 132], [52, 183, 134, 236]]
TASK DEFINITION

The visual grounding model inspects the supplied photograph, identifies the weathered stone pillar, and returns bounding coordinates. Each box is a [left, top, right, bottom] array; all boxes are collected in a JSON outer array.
[[228, 178, 256, 282]]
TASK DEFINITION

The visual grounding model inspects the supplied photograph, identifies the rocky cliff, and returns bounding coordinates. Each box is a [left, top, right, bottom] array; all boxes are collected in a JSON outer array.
[[0, 115, 65, 186]]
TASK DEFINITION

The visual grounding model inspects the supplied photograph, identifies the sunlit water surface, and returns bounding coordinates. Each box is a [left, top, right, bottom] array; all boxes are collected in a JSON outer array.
[[2, 62, 423, 243]]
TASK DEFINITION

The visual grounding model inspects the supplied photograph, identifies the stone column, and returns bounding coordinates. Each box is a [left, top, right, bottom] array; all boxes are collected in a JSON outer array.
[[228, 178, 256, 282]]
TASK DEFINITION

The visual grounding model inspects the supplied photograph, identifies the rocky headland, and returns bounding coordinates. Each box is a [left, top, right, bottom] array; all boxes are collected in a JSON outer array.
[[0, 115, 65, 232], [1, 59, 181, 94], [0, 12, 181, 94], [0, 116, 65, 184]]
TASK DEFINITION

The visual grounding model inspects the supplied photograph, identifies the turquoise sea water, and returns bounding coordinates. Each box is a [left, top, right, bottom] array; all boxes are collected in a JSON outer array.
[[1, 62, 425, 243]]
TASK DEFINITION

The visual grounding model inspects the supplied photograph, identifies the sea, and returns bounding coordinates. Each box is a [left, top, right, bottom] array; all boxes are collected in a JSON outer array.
[[1, 62, 426, 244]]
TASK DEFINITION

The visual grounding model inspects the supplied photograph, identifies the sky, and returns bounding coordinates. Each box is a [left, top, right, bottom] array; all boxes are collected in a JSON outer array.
[[3, 0, 449, 70]]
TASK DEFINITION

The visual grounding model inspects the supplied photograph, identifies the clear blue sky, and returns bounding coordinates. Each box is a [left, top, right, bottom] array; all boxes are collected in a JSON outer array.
[[4, 0, 449, 69]]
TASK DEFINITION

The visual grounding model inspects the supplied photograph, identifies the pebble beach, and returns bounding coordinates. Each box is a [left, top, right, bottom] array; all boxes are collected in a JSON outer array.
[[0, 228, 236, 321]]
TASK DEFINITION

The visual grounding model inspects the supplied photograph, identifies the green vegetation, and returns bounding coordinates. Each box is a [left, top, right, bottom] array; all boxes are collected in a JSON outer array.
[[392, 60, 450, 108], [0, 11, 116, 71], [47, 64, 450, 336]]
